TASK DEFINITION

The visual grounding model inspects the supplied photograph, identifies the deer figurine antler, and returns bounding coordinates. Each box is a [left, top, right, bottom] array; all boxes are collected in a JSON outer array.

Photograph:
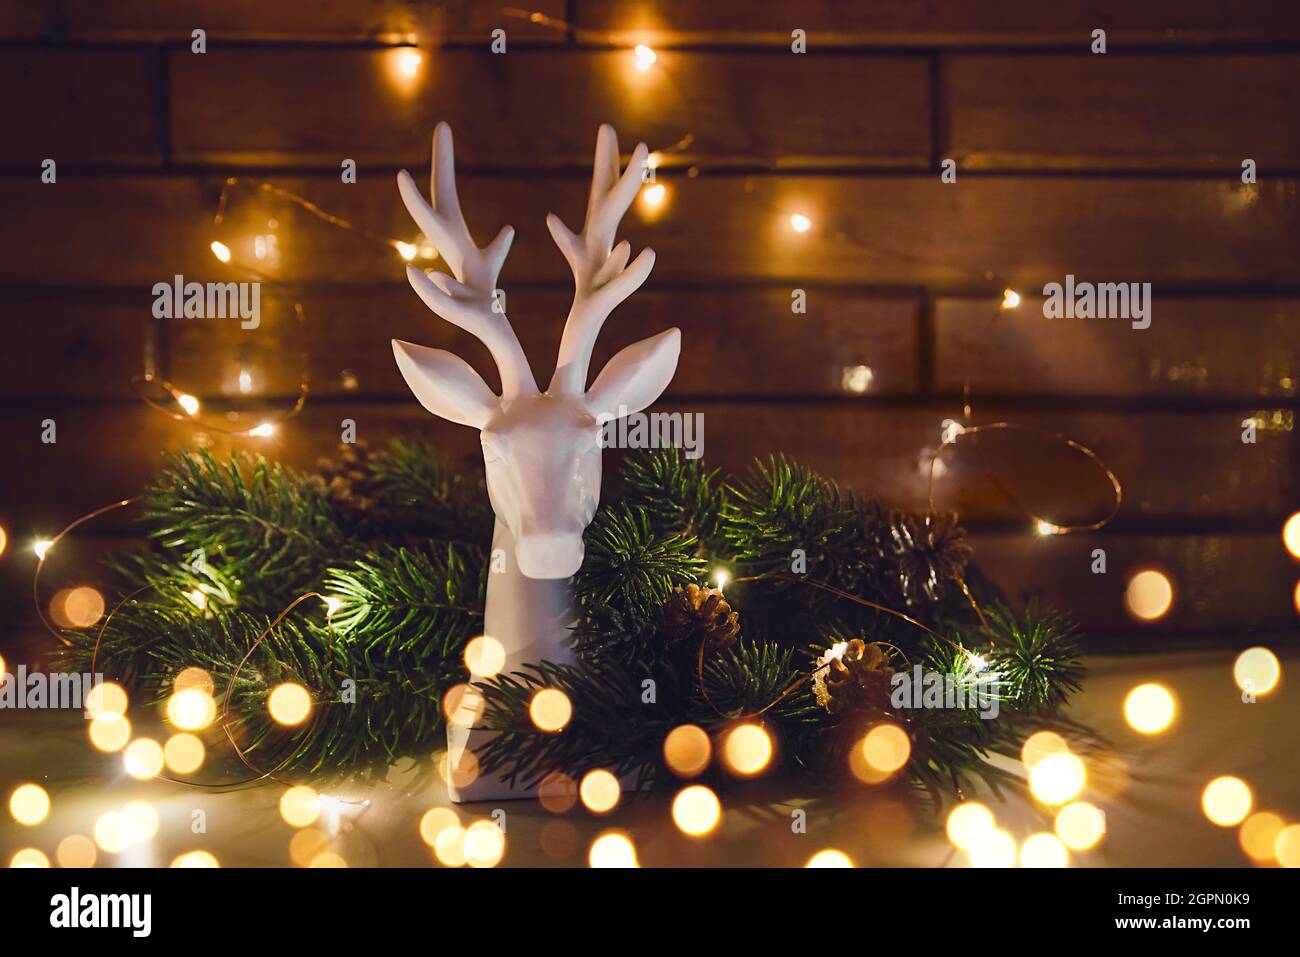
[[393, 123, 680, 800]]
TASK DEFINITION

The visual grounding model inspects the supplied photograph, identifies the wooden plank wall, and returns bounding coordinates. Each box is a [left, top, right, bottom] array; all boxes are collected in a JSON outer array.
[[1, 1, 1298, 647]]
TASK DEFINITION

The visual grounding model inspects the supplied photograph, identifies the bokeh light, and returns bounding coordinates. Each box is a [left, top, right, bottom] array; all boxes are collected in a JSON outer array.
[[721, 722, 773, 778], [463, 820, 506, 868], [279, 785, 322, 828], [1282, 511, 1300, 559], [1275, 824, 1300, 868], [433, 826, 467, 867], [89, 714, 131, 752], [672, 785, 722, 837], [289, 828, 331, 867], [1124, 569, 1174, 621], [1029, 752, 1086, 805], [55, 834, 97, 868], [171, 850, 220, 868], [84, 681, 128, 720], [164, 733, 206, 774], [861, 723, 911, 775], [589, 831, 638, 867], [537, 771, 578, 814], [173, 666, 214, 695], [579, 769, 621, 814], [968, 828, 1017, 868], [1202, 776, 1253, 827], [946, 802, 995, 850], [1054, 801, 1106, 850], [93, 812, 129, 854], [419, 807, 460, 847], [1239, 811, 1285, 863], [1021, 730, 1070, 770], [663, 724, 712, 778], [1233, 647, 1280, 696], [441, 683, 485, 727], [806, 849, 854, 868], [267, 682, 312, 726], [529, 688, 573, 732], [1020, 832, 1069, 868], [167, 687, 216, 730], [9, 783, 50, 826], [1123, 682, 1177, 734], [463, 635, 506, 678], [439, 746, 480, 790], [10, 848, 49, 868], [122, 801, 159, 844], [123, 738, 164, 780]]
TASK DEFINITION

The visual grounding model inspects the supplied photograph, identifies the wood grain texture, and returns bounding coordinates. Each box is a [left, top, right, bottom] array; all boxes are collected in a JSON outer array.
[[935, 297, 1300, 398], [168, 48, 931, 169], [571, 0, 1300, 47], [0, 50, 163, 168], [3, 175, 1296, 288], [948, 54, 1300, 170], [163, 286, 919, 399], [971, 531, 1300, 635], [0, 1, 565, 43], [1, 402, 1291, 531]]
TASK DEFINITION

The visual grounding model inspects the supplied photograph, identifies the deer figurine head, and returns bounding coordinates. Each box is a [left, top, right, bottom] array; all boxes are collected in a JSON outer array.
[[392, 123, 680, 580]]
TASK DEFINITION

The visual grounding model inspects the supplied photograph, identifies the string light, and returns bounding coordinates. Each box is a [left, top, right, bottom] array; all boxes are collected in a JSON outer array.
[[122, 801, 160, 844], [396, 48, 422, 78], [579, 769, 621, 814], [10, 848, 49, 868], [395, 240, 418, 261], [1028, 751, 1086, 805], [1019, 832, 1068, 868], [633, 44, 657, 71], [968, 828, 1017, 868], [419, 807, 460, 848], [1035, 520, 1064, 536], [248, 422, 277, 438], [209, 240, 232, 263], [322, 595, 343, 618], [1238, 811, 1285, 862], [529, 687, 573, 732], [166, 687, 216, 730], [1278, 825, 1300, 868], [93, 811, 129, 853], [663, 724, 712, 778], [720, 722, 773, 777], [713, 569, 729, 592], [33, 539, 53, 560], [1021, 730, 1069, 770], [171, 850, 220, 868], [1055, 801, 1106, 850], [186, 588, 207, 610], [88, 714, 131, 752], [176, 393, 201, 416], [55, 835, 97, 868], [464, 635, 506, 678], [123, 737, 164, 780], [1000, 288, 1021, 310], [279, 785, 321, 827], [788, 212, 812, 233], [463, 820, 506, 868], [164, 733, 206, 774], [640, 182, 667, 212], [0, 523, 7, 557]]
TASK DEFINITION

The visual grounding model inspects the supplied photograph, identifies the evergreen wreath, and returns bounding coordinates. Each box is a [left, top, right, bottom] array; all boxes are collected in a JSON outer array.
[[57, 441, 1085, 803]]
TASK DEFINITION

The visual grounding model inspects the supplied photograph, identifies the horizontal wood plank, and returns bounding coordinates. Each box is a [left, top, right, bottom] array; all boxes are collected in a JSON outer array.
[[0, 1, 566, 43], [1, 403, 1292, 532], [571, 0, 1300, 47], [0, 50, 163, 168], [167, 48, 931, 169], [971, 531, 1300, 636], [935, 297, 1300, 398], [948, 54, 1300, 170], [3, 175, 1297, 288]]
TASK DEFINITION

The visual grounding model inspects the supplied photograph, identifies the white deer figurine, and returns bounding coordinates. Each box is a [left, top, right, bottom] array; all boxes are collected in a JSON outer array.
[[392, 123, 680, 801]]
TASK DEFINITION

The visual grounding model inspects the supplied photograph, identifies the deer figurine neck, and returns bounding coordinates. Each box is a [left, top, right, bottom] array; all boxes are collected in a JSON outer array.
[[391, 122, 680, 800], [483, 518, 577, 676]]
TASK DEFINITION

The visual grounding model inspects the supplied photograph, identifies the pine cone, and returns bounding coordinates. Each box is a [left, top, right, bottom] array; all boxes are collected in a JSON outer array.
[[663, 584, 740, 651], [313, 440, 385, 521], [887, 510, 972, 606], [812, 638, 895, 715]]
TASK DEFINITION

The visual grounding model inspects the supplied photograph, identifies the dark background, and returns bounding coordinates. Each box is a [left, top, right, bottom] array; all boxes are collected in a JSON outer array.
[[1, 0, 1298, 650]]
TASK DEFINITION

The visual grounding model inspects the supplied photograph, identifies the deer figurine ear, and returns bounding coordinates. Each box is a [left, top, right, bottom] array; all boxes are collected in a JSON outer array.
[[584, 327, 681, 419], [392, 339, 499, 429]]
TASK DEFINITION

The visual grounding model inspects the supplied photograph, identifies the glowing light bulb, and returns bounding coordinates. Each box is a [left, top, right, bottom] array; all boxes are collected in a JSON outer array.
[[238, 368, 253, 394], [177, 393, 200, 416], [1233, 646, 1281, 696], [210, 240, 232, 263], [167, 687, 216, 730], [806, 849, 854, 867], [841, 364, 874, 394], [529, 688, 573, 732], [268, 682, 312, 726], [946, 802, 994, 850], [1001, 288, 1021, 310], [1055, 801, 1106, 850], [123, 738, 164, 780], [713, 569, 729, 592], [663, 724, 712, 778], [579, 769, 621, 814], [9, 783, 50, 826], [1036, 520, 1063, 536], [589, 831, 638, 867], [464, 635, 506, 678], [721, 723, 773, 778], [279, 785, 321, 828], [186, 588, 207, 610], [633, 44, 657, 72], [395, 241, 418, 261], [248, 422, 276, 438], [640, 183, 667, 210], [672, 785, 722, 837], [789, 212, 812, 233], [1029, 751, 1086, 805], [397, 49, 422, 78], [33, 539, 53, 560], [322, 595, 343, 618]]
